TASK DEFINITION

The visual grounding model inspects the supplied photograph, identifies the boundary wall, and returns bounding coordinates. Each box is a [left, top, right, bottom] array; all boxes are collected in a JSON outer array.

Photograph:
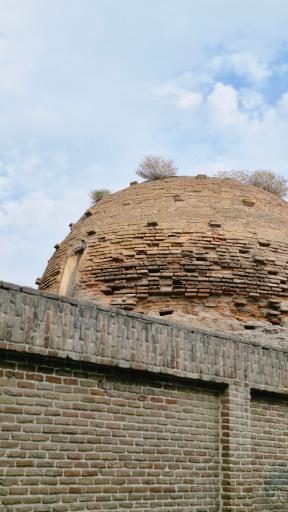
[[1, 281, 288, 511]]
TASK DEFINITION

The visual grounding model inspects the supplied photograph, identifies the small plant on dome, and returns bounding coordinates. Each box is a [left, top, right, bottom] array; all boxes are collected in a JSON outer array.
[[217, 169, 288, 199], [136, 155, 178, 181], [89, 189, 111, 205]]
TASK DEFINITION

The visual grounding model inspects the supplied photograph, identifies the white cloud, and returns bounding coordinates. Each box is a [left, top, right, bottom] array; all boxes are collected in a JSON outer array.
[[156, 83, 203, 110], [206, 82, 247, 127], [0, 1, 41, 95], [212, 52, 271, 83], [277, 91, 288, 113], [155, 51, 272, 115], [157, 72, 288, 176], [238, 89, 264, 111], [0, 185, 89, 286], [192, 94, 288, 173], [178, 91, 203, 109], [0, 150, 86, 285], [0, 175, 12, 199]]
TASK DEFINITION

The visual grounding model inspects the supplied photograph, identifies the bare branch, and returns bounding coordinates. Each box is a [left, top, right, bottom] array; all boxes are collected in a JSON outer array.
[[136, 155, 178, 180], [216, 169, 288, 199]]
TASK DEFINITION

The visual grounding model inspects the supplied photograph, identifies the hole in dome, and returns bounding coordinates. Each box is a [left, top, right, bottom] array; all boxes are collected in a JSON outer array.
[[242, 198, 255, 207], [174, 194, 184, 202], [159, 310, 174, 316], [209, 220, 221, 228], [244, 324, 257, 330]]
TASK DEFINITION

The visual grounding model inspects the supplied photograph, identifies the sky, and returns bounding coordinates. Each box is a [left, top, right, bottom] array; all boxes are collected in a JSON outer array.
[[1, 0, 288, 286]]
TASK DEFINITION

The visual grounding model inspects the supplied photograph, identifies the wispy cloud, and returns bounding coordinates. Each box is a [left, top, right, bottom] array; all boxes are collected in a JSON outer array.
[[156, 83, 203, 110], [212, 53, 271, 83]]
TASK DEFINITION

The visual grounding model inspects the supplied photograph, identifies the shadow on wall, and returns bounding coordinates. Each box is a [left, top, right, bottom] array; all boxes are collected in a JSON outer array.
[[264, 464, 288, 506]]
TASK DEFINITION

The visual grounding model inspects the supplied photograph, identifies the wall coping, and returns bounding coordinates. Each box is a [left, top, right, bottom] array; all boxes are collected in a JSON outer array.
[[1, 280, 287, 349], [1, 281, 288, 393]]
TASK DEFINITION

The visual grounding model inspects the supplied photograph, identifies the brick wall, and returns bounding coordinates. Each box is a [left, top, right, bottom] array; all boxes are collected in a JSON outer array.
[[251, 392, 288, 510], [1, 282, 288, 511], [0, 352, 220, 512]]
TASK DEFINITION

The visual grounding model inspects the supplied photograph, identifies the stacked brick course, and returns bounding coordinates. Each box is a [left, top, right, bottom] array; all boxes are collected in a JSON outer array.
[[0, 354, 220, 511], [39, 177, 288, 323], [251, 393, 288, 510], [1, 282, 288, 511]]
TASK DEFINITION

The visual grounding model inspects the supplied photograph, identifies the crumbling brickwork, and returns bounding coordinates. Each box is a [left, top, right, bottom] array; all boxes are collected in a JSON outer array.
[[1, 282, 288, 511], [38, 177, 288, 323]]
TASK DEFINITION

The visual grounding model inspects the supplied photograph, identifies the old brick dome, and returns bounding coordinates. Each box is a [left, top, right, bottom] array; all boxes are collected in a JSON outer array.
[[39, 176, 288, 324]]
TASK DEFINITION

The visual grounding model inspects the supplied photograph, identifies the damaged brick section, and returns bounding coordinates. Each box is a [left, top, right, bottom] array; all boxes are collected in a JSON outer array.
[[38, 177, 288, 324]]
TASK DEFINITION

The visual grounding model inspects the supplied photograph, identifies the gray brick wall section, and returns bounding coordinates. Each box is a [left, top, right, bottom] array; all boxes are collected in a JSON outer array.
[[0, 281, 288, 393], [1, 281, 288, 511]]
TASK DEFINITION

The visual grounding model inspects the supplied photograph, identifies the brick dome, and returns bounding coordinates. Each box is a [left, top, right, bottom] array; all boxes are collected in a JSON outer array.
[[39, 176, 288, 324]]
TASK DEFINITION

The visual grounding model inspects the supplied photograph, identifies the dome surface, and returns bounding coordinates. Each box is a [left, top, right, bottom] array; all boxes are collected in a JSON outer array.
[[39, 176, 288, 324]]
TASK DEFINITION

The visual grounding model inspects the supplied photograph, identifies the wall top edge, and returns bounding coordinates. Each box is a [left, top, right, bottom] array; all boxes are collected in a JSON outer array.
[[1, 280, 288, 354]]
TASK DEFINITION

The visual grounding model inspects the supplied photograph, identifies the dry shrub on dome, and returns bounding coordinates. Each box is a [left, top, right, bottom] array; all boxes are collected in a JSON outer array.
[[136, 155, 178, 180], [90, 189, 111, 205], [217, 169, 288, 199]]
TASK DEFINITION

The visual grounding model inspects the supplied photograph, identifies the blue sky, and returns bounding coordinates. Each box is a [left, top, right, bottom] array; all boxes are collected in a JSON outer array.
[[1, 0, 288, 285]]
